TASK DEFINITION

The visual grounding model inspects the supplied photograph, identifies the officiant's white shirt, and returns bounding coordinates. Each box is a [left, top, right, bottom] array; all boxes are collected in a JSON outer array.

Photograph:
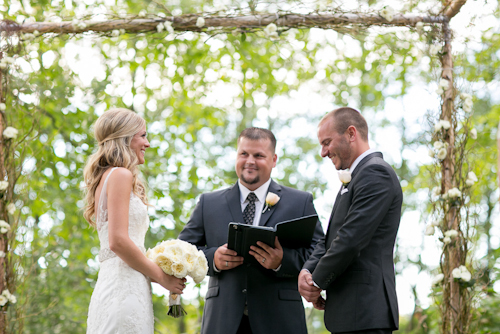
[[238, 178, 272, 226]]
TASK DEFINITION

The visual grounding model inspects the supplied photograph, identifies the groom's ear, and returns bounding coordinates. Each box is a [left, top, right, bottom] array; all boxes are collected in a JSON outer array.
[[346, 126, 357, 142], [272, 154, 277, 167]]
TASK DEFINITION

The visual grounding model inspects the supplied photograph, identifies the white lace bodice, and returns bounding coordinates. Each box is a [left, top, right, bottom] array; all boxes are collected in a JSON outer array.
[[96, 167, 149, 262], [87, 167, 154, 334]]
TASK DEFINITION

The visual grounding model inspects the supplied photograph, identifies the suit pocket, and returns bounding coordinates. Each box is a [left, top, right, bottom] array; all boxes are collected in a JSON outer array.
[[206, 286, 219, 299], [278, 289, 302, 301]]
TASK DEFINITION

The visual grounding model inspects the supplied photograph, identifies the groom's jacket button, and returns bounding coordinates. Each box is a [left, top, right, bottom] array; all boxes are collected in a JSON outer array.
[[242, 289, 247, 294]]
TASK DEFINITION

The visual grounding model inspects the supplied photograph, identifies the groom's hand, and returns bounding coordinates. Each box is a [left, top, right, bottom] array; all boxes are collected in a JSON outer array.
[[249, 237, 283, 270], [214, 243, 244, 271], [298, 269, 322, 303]]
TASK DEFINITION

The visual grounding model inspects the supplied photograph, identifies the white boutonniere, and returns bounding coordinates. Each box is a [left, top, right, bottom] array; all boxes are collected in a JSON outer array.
[[338, 169, 351, 195], [262, 192, 280, 213], [338, 169, 351, 186]]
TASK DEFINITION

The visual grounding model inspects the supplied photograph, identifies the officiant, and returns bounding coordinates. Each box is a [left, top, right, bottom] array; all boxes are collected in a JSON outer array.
[[179, 127, 324, 334]]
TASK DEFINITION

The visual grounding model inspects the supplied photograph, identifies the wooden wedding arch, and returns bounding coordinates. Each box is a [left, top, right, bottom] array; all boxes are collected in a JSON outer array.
[[0, 1, 473, 333]]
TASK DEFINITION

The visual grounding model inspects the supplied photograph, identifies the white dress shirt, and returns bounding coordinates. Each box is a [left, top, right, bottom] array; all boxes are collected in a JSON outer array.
[[348, 148, 376, 172], [238, 178, 272, 226]]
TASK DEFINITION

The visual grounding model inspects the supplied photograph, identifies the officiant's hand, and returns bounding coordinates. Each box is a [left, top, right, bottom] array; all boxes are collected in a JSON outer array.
[[249, 237, 283, 270], [298, 270, 322, 303], [214, 243, 244, 271]]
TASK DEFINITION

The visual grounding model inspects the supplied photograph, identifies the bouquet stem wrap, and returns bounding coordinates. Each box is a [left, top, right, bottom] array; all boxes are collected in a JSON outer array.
[[168, 293, 187, 318]]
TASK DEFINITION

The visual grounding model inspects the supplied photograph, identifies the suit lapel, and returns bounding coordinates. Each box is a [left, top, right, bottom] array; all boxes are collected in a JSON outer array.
[[226, 183, 245, 224], [324, 152, 382, 241], [259, 180, 282, 226]]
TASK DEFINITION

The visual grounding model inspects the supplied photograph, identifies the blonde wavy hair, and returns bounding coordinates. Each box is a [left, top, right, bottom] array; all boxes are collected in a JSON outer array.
[[83, 108, 148, 227]]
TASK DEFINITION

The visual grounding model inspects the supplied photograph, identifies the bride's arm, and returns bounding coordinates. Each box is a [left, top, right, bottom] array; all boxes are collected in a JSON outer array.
[[107, 168, 185, 294]]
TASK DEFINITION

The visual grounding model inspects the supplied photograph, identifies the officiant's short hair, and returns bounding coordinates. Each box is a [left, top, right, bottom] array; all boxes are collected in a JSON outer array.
[[238, 127, 277, 153], [321, 107, 369, 142]]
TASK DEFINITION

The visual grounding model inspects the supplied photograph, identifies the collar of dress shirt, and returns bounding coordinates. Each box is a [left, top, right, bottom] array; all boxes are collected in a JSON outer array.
[[349, 148, 376, 173], [238, 178, 272, 205]]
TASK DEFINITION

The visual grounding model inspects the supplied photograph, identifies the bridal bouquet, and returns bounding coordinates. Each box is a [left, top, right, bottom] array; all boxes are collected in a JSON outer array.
[[146, 239, 208, 317]]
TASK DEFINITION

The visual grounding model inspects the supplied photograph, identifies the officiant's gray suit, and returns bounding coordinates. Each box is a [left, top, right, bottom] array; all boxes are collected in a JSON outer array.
[[179, 180, 324, 334], [303, 152, 402, 333]]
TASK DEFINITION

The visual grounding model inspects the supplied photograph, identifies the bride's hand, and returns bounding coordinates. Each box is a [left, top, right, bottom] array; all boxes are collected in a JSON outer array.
[[157, 273, 186, 294]]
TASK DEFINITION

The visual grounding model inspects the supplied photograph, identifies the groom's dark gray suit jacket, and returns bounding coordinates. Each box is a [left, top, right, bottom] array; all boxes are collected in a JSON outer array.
[[304, 152, 402, 333], [179, 180, 324, 334]]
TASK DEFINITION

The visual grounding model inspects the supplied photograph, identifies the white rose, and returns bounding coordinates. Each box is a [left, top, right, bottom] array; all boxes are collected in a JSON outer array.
[[196, 17, 205, 28], [459, 267, 471, 282], [470, 128, 477, 140], [8, 294, 16, 304], [0, 103, 5, 111], [164, 244, 184, 262], [265, 192, 280, 206], [0, 251, 5, 258], [3, 127, 18, 139], [433, 141, 444, 150], [429, 44, 442, 55], [452, 267, 462, 279], [264, 23, 279, 40], [338, 169, 352, 184], [463, 104, 472, 113], [430, 220, 440, 227], [428, 149, 435, 158], [460, 93, 472, 100], [463, 98, 473, 108], [164, 21, 174, 34], [111, 30, 120, 37], [447, 187, 461, 198], [437, 147, 447, 160], [436, 86, 444, 95], [443, 236, 452, 244], [424, 225, 435, 236], [466, 171, 478, 186], [0, 295, 7, 306], [432, 187, 441, 197], [0, 220, 10, 234], [171, 261, 188, 278], [415, 22, 424, 32], [6, 203, 15, 215], [434, 122, 443, 132], [0, 181, 8, 191], [432, 273, 444, 285], [440, 120, 451, 130], [380, 7, 395, 21], [156, 22, 165, 33], [444, 230, 458, 238], [439, 78, 450, 89]]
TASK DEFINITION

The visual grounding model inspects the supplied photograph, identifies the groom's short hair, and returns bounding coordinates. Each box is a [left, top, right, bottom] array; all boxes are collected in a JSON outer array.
[[320, 107, 369, 142], [238, 127, 277, 153]]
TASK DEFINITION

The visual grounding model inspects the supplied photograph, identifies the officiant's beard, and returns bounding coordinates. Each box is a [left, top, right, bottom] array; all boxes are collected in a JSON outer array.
[[240, 173, 259, 185]]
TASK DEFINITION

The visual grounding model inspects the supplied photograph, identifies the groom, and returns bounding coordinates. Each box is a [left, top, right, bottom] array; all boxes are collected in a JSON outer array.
[[298, 107, 402, 334], [179, 127, 324, 334]]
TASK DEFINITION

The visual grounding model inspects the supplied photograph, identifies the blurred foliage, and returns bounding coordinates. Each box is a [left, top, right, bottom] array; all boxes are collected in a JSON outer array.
[[2, 0, 500, 333]]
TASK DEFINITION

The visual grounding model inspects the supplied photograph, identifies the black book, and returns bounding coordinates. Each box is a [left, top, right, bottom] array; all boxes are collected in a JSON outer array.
[[227, 214, 319, 265]]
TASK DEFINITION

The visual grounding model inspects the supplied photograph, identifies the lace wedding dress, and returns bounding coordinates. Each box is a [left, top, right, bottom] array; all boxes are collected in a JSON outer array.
[[87, 167, 154, 333]]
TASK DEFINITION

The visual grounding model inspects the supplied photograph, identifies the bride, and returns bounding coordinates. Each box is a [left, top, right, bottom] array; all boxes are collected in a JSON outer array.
[[83, 108, 185, 333]]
